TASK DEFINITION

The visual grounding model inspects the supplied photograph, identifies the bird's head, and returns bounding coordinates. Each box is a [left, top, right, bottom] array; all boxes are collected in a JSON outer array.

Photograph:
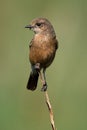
[[25, 18, 55, 36]]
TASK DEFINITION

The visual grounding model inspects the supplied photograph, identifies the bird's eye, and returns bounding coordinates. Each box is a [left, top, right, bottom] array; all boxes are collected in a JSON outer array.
[[36, 23, 42, 26]]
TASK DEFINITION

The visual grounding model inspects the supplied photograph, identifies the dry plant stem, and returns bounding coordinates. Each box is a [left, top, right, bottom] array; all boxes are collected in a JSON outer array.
[[45, 91, 56, 130], [39, 71, 56, 130]]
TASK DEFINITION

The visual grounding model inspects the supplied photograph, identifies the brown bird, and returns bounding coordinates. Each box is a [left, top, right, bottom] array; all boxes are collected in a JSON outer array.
[[25, 18, 58, 91]]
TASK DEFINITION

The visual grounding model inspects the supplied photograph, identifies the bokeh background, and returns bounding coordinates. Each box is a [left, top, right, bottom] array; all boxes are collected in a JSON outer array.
[[0, 0, 87, 130]]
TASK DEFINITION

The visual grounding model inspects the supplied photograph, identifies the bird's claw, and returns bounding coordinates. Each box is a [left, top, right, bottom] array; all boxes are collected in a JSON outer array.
[[41, 83, 47, 92]]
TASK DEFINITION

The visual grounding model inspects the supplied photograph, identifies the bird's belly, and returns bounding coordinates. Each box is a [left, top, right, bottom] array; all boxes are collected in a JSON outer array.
[[29, 46, 56, 68]]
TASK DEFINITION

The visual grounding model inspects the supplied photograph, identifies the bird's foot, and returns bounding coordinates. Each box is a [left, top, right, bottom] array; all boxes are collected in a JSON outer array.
[[41, 83, 47, 92]]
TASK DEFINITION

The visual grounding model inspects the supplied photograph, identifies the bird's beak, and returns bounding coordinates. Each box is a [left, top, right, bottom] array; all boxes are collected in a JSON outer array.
[[25, 25, 33, 29]]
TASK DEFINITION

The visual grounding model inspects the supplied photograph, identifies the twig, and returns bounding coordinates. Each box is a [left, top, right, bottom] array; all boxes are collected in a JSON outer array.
[[45, 91, 56, 130], [39, 71, 56, 130]]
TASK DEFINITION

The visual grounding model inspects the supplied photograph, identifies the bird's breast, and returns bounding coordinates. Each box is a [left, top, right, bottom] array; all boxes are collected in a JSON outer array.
[[29, 34, 57, 68]]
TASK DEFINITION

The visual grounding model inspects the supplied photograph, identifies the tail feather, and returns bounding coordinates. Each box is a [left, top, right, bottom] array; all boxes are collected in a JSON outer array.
[[27, 70, 39, 91]]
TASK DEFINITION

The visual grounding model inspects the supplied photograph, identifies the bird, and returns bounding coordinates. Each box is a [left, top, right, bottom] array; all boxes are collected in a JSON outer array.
[[25, 18, 58, 91]]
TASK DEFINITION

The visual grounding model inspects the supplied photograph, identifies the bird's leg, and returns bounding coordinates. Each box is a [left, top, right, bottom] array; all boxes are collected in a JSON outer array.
[[40, 68, 47, 92], [34, 64, 47, 91]]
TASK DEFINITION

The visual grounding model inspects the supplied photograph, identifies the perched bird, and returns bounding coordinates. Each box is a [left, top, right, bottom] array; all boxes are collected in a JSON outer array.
[[25, 18, 58, 91]]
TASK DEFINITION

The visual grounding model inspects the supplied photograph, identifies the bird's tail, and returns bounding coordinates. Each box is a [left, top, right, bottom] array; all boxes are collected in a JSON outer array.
[[27, 69, 39, 91]]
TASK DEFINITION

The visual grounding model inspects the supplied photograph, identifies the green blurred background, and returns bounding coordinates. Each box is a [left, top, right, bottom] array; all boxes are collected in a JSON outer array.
[[0, 0, 87, 130]]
